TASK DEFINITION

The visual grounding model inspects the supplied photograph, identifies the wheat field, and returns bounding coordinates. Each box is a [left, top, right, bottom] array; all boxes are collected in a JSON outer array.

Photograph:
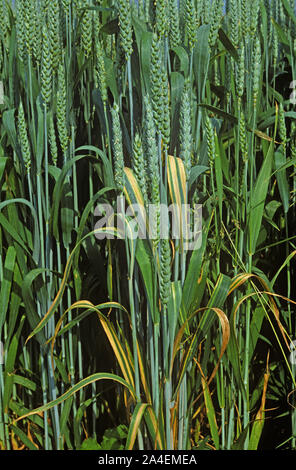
[[0, 0, 296, 451]]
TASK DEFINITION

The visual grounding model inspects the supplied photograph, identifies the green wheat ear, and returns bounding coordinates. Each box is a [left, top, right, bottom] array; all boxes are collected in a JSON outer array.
[[169, 0, 181, 49], [117, 0, 133, 60], [160, 68, 170, 154], [48, 0, 61, 71], [236, 46, 245, 105], [95, 39, 108, 107], [48, 113, 58, 167], [41, 25, 52, 107], [56, 62, 69, 160], [155, 0, 169, 39], [272, 23, 279, 68], [15, 0, 26, 63], [111, 103, 125, 194], [239, 110, 248, 193], [61, 0, 70, 16], [25, 0, 35, 58], [150, 33, 164, 134], [0, 36, 2, 70], [202, 0, 211, 24], [144, 95, 160, 245], [159, 238, 171, 308], [180, 82, 192, 182], [185, 0, 197, 51], [229, 0, 239, 48], [81, 6, 93, 59], [33, 5, 42, 65], [241, 0, 251, 39], [0, 0, 9, 51], [250, 0, 260, 39], [252, 37, 261, 109], [205, 115, 215, 169], [208, 0, 223, 49], [17, 100, 31, 173]]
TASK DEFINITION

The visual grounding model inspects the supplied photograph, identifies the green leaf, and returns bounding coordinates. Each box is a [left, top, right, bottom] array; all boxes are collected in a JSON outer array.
[[274, 150, 289, 214], [171, 46, 189, 75], [80, 437, 101, 450], [3, 316, 25, 411], [10, 425, 38, 450], [281, 0, 296, 26], [14, 373, 136, 423], [135, 239, 158, 323], [0, 246, 16, 333], [193, 25, 210, 101], [188, 165, 208, 188], [0, 156, 8, 182], [22, 268, 48, 345], [181, 222, 209, 321], [248, 141, 274, 255], [271, 20, 289, 46], [126, 403, 149, 450], [0, 212, 30, 256], [61, 180, 74, 247], [214, 132, 223, 219], [231, 426, 250, 450], [0, 198, 40, 263], [201, 377, 220, 449], [2, 109, 19, 156], [140, 31, 154, 94], [13, 375, 37, 392], [60, 397, 74, 437], [218, 28, 239, 61], [100, 18, 119, 34]]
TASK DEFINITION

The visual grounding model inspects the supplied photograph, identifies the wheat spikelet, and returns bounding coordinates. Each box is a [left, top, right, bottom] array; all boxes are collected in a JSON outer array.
[[117, 0, 133, 60], [41, 25, 52, 107], [252, 37, 261, 108], [229, 0, 239, 48], [111, 103, 125, 193], [56, 62, 69, 158], [155, 0, 169, 39], [150, 33, 164, 135], [49, 0, 61, 71], [180, 82, 192, 181], [159, 238, 171, 308], [236, 45, 245, 104], [169, 0, 180, 49], [25, 0, 35, 57], [241, 0, 250, 39], [202, 0, 211, 25], [160, 68, 170, 153], [81, 5, 93, 59], [0, 0, 9, 51], [205, 115, 215, 169], [48, 113, 58, 166], [209, 0, 223, 49], [185, 0, 197, 51], [144, 95, 160, 245], [18, 100, 31, 173]]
